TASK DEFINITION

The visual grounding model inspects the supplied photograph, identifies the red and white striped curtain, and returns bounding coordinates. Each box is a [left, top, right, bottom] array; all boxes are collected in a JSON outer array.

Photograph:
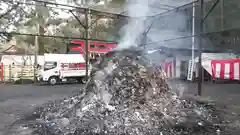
[[211, 59, 240, 80], [161, 59, 176, 78]]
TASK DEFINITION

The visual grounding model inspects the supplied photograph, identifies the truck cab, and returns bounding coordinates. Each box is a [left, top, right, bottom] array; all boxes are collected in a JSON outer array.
[[38, 61, 59, 84]]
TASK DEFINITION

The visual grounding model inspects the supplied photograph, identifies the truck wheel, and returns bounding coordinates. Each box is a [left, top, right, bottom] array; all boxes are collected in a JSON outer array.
[[48, 76, 58, 85], [81, 77, 88, 84], [76, 78, 82, 83]]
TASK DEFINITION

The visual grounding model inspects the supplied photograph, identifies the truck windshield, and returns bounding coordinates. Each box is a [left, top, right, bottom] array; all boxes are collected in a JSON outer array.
[[44, 62, 57, 71]]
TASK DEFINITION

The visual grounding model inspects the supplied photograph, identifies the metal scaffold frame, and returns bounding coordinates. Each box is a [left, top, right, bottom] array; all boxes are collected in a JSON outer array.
[[141, 0, 222, 96], [0, 0, 223, 95]]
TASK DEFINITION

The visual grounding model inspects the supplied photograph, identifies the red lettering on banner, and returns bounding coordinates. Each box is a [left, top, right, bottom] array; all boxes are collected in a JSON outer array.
[[60, 63, 85, 70]]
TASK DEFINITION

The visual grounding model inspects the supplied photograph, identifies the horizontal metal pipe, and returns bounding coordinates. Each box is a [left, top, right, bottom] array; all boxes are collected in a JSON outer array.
[[0, 31, 117, 43]]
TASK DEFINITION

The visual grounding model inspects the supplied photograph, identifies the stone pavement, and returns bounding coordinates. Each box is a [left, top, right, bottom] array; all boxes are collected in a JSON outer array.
[[0, 84, 84, 134]]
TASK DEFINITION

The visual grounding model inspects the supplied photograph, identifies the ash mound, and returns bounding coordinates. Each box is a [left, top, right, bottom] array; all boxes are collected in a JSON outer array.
[[7, 49, 237, 135]]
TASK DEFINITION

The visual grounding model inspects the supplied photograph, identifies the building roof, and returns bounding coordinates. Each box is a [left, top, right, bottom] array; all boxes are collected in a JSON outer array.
[[0, 45, 32, 55]]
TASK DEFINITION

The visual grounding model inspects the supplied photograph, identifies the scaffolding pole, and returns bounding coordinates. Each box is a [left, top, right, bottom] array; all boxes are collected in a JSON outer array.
[[34, 13, 39, 84], [191, 1, 196, 82], [197, 0, 221, 96], [197, 0, 204, 96], [85, 9, 89, 79], [192, 2, 196, 63]]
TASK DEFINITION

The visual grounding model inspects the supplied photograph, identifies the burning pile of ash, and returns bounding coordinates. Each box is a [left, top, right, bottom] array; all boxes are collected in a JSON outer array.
[[7, 49, 237, 135]]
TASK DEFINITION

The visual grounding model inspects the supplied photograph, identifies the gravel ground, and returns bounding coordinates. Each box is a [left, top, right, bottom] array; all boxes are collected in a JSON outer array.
[[0, 83, 84, 135], [169, 80, 240, 113], [0, 81, 240, 134]]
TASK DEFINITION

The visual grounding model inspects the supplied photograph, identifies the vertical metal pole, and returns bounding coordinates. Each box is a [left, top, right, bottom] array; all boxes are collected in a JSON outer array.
[[220, 0, 224, 29], [85, 9, 89, 78], [198, 0, 204, 96], [9, 65, 11, 82], [34, 15, 39, 83], [192, 2, 195, 64], [191, 1, 196, 81], [142, 33, 147, 50]]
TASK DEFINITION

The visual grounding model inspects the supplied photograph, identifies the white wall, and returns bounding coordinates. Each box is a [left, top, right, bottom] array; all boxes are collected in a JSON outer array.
[[1, 55, 44, 66], [161, 54, 192, 78], [175, 55, 191, 78]]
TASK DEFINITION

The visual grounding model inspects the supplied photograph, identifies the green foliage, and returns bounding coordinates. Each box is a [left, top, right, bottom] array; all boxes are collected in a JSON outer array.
[[0, 0, 122, 53]]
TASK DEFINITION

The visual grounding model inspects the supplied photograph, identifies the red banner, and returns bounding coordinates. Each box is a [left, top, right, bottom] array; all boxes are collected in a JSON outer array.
[[211, 59, 240, 80], [70, 40, 117, 54], [61, 63, 85, 70]]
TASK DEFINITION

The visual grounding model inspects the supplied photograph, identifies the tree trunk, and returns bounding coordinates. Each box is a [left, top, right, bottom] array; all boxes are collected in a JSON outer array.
[[38, 26, 45, 55]]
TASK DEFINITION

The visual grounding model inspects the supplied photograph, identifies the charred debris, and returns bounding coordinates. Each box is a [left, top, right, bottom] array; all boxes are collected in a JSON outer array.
[[7, 48, 238, 135]]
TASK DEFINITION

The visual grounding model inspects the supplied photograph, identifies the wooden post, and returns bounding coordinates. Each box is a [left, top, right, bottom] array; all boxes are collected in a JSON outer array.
[[85, 9, 89, 79], [220, 0, 224, 29], [9, 65, 11, 82]]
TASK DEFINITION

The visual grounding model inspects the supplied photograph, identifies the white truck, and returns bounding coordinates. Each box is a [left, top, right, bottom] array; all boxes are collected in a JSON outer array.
[[37, 54, 90, 85]]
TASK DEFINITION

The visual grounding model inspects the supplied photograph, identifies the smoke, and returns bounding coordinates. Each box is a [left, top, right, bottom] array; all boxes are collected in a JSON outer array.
[[115, 0, 149, 49], [114, 0, 193, 96], [116, 0, 193, 51]]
